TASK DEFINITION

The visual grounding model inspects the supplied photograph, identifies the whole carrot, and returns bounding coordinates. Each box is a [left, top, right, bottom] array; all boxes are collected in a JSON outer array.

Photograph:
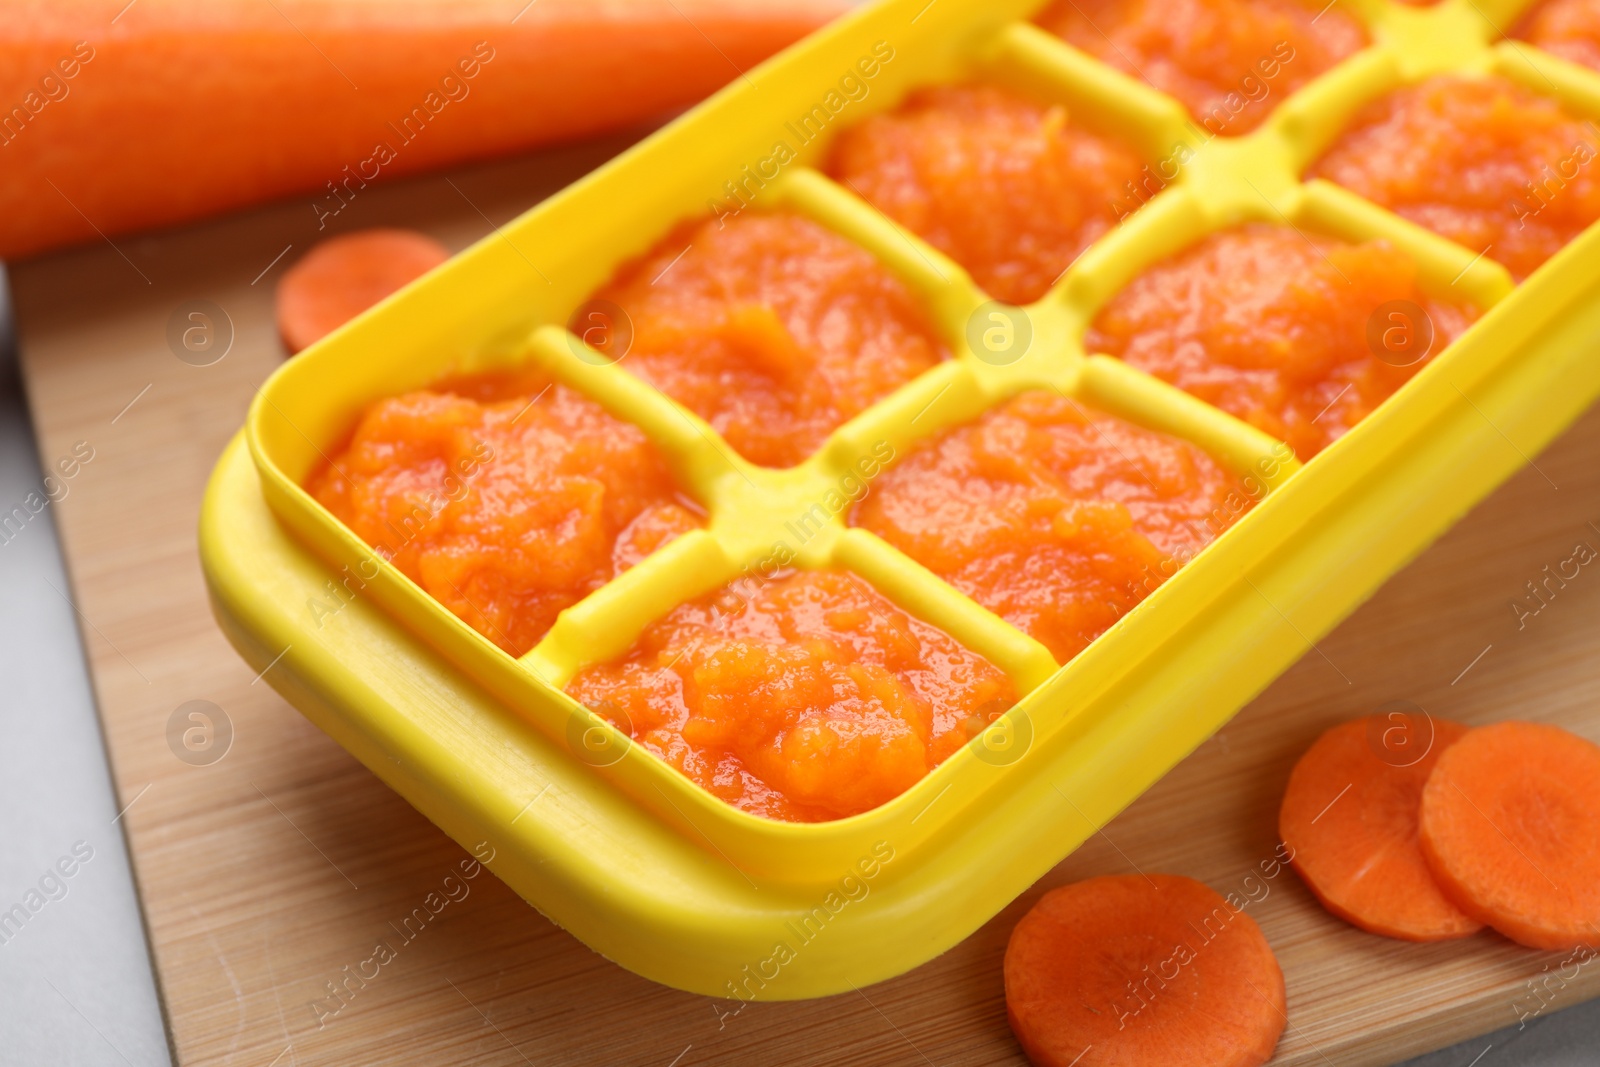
[[0, 0, 846, 260]]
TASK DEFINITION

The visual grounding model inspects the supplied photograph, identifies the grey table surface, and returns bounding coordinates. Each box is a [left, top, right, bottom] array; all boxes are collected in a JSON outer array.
[[0, 265, 1595, 1066], [0, 261, 172, 1064]]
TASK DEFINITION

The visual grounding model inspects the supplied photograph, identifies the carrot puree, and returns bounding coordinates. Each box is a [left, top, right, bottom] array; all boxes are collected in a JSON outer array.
[[1036, 0, 1366, 136], [1520, 0, 1600, 70], [592, 210, 946, 469], [1087, 224, 1478, 458], [826, 84, 1147, 305], [1311, 76, 1600, 280], [308, 371, 701, 658], [567, 570, 1016, 822], [852, 393, 1256, 664]]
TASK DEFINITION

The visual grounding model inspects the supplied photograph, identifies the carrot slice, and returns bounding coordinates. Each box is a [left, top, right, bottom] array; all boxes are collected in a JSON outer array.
[[1004, 874, 1286, 1067], [1419, 721, 1600, 950], [275, 229, 450, 353], [1279, 712, 1482, 941]]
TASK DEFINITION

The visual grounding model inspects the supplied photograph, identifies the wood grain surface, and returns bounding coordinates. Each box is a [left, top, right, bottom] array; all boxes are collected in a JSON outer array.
[[12, 134, 1600, 1067]]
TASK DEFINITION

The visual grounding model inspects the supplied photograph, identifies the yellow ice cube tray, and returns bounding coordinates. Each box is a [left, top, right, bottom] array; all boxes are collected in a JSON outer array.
[[203, 0, 1600, 998]]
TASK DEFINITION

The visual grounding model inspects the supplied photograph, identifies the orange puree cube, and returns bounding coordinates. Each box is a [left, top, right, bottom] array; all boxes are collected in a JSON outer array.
[[1518, 0, 1600, 73], [309, 372, 701, 658], [1310, 76, 1600, 280], [827, 84, 1148, 305], [851, 393, 1253, 664], [1087, 224, 1478, 457], [566, 570, 1017, 822], [592, 210, 947, 469], [1036, 0, 1366, 136]]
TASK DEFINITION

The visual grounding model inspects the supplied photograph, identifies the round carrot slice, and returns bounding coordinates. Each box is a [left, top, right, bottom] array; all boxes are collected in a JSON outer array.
[[1004, 874, 1286, 1067], [275, 228, 450, 354], [1419, 721, 1600, 950], [1279, 712, 1482, 941]]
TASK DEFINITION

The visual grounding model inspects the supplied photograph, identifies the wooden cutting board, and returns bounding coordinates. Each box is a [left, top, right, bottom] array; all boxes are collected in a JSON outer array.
[[13, 134, 1600, 1067]]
